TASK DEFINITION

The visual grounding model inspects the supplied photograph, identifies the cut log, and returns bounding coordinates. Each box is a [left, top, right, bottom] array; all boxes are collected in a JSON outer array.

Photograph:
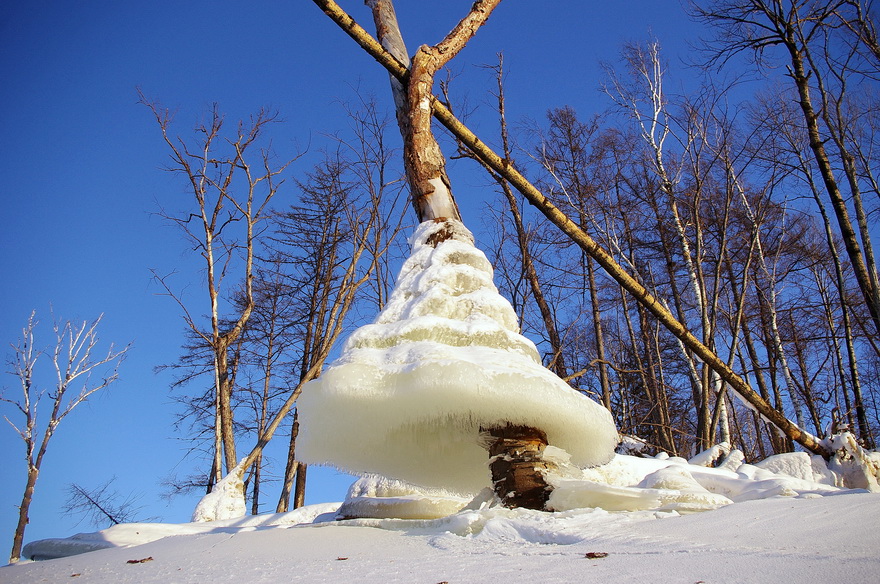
[[484, 424, 555, 510]]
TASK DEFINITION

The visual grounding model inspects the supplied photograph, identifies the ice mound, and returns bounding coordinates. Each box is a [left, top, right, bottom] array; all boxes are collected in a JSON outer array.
[[546, 450, 841, 514], [191, 460, 247, 522], [337, 475, 471, 520], [297, 219, 618, 492]]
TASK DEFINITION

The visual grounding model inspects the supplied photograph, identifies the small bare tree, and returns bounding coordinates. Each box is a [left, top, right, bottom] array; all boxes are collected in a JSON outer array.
[[2, 311, 129, 563], [62, 477, 152, 529]]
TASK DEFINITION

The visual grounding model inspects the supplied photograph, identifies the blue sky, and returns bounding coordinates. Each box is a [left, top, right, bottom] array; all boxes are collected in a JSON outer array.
[[0, 0, 697, 546]]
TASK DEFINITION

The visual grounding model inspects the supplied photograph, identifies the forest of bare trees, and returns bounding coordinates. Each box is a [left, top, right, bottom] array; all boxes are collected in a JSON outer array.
[[480, 1, 880, 459], [142, 0, 879, 513], [140, 91, 407, 514]]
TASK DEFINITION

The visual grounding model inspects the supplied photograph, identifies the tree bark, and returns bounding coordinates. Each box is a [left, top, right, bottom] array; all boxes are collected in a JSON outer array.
[[276, 410, 300, 513], [585, 256, 612, 409], [484, 424, 553, 509], [293, 463, 307, 509], [10, 467, 38, 563], [366, 0, 467, 222]]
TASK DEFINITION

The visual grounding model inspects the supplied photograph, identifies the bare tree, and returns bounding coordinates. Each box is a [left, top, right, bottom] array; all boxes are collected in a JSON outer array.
[[187, 101, 408, 515], [2, 312, 129, 563], [141, 92, 298, 487], [689, 0, 880, 340]]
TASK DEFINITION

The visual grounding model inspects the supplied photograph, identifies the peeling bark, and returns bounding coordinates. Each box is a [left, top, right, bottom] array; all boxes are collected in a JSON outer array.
[[484, 424, 553, 510]]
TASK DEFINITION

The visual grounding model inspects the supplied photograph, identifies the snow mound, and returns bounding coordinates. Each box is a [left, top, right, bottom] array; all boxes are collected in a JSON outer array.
[[544, 450, 842, 513], [754, 451, 838, 485], [20, 503, 341, 561], [824, 432, 880, 491], [297, 220, 618, 492]]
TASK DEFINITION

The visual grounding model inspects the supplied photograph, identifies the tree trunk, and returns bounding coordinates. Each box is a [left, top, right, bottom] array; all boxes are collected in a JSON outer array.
[[217, 342, 238, 474], [251, 452, 262, 516], [10, 466, 38, 563], [484, 424, 553, 509], [293, 463, 307, 509], [366, 0, 463, 223], [276, 410, 301, 513], [585, 257, 612, 409]]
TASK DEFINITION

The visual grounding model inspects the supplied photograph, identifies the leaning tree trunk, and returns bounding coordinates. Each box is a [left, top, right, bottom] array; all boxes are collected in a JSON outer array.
[[365, 0, 556, 509]]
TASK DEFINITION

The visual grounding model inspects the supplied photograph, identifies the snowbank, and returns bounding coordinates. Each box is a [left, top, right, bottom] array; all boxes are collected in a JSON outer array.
[[547, 450, 841, 512], [19, 503, 341, 561], [328, 450, 847, 521], [13, 448, 875, 584], [297, 220, 618, 492]]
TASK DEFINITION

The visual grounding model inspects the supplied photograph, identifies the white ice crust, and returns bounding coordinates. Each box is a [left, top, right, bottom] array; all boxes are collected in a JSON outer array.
[[297, 220, 618, 492], [191, 461, 247, 522]]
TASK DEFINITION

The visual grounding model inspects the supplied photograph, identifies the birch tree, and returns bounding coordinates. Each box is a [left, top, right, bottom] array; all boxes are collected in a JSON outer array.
[[3, 312, 129, 563]]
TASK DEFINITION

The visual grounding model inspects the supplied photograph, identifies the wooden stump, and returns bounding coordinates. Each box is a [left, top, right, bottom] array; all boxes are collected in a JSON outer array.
[[483, 423, 554, 510]]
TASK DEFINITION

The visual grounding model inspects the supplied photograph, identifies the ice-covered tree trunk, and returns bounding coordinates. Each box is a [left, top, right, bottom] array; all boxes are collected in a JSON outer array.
[[364, 0, 557, 509]]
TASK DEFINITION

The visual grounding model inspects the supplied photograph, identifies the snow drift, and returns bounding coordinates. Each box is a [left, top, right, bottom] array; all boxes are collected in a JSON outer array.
[[297, 219, 618, 492]]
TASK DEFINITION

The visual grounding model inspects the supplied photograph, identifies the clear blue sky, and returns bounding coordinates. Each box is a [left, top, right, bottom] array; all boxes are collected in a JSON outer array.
[[0, 0, 697, 546]]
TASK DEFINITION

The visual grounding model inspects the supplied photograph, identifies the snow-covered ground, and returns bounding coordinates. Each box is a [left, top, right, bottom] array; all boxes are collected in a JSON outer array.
[[3, 491, 877, 584], [5, 452, 879, 584]]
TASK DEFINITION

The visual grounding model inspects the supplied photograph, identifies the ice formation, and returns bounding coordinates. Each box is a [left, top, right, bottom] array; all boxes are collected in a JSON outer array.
[[336, 475, 471, 520], [297, 219, 618, 492], [191, 461, 247, 522]]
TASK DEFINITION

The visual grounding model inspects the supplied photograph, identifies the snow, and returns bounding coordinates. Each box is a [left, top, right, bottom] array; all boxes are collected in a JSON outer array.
[[296, 219, 618, 493], [824, 432, 880, 491], [5, 456, 879, 584], [754, 451, 838, 484]]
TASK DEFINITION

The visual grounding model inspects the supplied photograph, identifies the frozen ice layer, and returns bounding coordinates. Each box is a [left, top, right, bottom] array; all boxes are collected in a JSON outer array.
[[297, 219, 618, 493]]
